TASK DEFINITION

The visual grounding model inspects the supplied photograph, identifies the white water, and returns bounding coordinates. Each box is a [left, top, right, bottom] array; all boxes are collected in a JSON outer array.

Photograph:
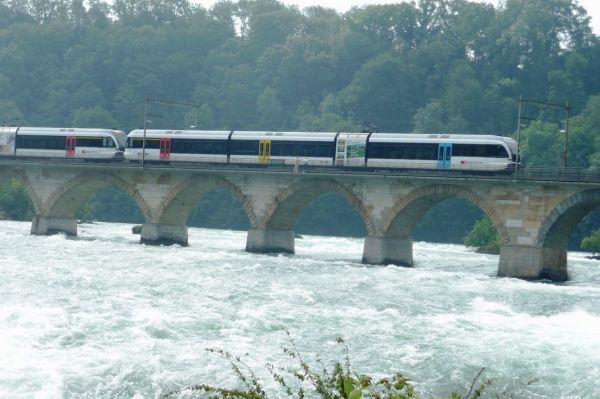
[[1, 220, 599, 398]]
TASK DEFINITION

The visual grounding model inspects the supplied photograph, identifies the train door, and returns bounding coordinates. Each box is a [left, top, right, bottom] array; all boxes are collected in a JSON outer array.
[[66, 136, 76, 157], [259, 140, 271, 164], [437, 143, 452, 168], [159, 138, 171, 160]]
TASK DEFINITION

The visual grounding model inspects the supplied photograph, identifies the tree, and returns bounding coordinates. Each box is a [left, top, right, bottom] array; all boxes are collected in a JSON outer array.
[[413, 101, 445, 133], [581, 229, 600, 252], [338, 51, 422, 132], [412, 101, 468, 134], [463, 216, 501, 254], [256, 87, 283, 129], [518, 120, 563, 167], [0, 179, 34, 221], [72, 106, 118, 129]]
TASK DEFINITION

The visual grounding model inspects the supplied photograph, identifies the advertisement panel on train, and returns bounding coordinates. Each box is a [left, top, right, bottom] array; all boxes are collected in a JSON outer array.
[[335, 133, 368, 166], [0, 127, 16, 155]]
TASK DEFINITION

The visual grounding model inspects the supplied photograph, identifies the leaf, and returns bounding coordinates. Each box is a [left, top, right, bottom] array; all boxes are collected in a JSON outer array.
[[344, 380, 355, 396]]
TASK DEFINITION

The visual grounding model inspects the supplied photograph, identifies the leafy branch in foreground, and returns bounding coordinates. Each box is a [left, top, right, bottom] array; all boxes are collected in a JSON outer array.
[[164, 332, 537, 399]]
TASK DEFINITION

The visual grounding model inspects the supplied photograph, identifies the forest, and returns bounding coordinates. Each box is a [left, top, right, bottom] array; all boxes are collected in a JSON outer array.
[[1, 0, 600, 250]]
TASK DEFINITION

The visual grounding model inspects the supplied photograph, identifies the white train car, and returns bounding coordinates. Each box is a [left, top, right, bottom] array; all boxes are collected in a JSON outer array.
[[366, 133, 517, 171], [230, 131, 338, 165], [6, 127, 126, 160], [124, 129, 232, 163]]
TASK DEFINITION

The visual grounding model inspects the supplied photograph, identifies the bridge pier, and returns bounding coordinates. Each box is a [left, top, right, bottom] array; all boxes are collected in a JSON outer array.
[[362, 236, 413, 266], [498, 245, 567, 281], [245, 229, 295, 254], [140, 223, 188, 246], [31, 216, 77, 236]]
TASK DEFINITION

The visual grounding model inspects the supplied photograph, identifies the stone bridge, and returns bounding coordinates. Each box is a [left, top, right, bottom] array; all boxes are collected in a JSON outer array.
[[2, 161, 598, 281]]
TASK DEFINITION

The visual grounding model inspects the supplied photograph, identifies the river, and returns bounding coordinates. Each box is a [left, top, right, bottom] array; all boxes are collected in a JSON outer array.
[[0, 220, 599, 398]]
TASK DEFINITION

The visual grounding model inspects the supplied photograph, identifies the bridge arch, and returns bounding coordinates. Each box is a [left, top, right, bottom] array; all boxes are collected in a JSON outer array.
[[381, 184, 509, 243], [0, 166, 42, 216], [44, 172, 152, 221], [537, 188, 600, 248], [259, 178, 376, 235], [157, 174, 257, 228]]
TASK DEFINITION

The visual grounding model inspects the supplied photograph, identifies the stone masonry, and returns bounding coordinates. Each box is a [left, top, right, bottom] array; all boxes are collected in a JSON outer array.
[[2, 162, 599, 281]]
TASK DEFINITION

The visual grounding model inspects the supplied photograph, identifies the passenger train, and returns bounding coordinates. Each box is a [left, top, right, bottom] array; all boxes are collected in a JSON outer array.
[[0, 127, 127, 160], [0, 126, 518, 172], [124, 129, 518, 172]]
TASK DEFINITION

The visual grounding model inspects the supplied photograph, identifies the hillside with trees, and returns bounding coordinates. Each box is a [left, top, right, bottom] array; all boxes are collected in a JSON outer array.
[[1, 0, 600, 249]]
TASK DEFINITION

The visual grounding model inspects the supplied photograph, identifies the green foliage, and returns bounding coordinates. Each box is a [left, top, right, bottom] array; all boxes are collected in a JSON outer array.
[[0, 179, 34, 221], [72, 106, 118, 129], [581, 229, 600, 252], [294, 192, 368, 238], [91, 186, 145, 224], [164, 333, 538, 399], [463, 217, 501, 255], [166, 334, 422, 398], [187, 187, 251, 231], [517, 121, 564, 167], [75, 194, 95, 221], [412, 198, 484, 244]]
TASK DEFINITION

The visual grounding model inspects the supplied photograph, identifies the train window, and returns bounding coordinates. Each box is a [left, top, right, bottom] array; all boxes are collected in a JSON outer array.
[[382, 146, 391, 158], [214, 142, 225, 154], [424, 146, 436, 160], [271, 143, 281, 156], [368, 145, 382, 158], [231, 140, 258, 154], [473, 145, 485, 157], [317, 144, 331, 157], [416, 147, 425, 160], [485, 144, 508, 158], [438, 147, 444, 160], [203, 142, 214, 153], [231, 141, 244, 153], [283, 144, 292, 156], [103, 137, 115, 148], [446, 147, 452, 160], [396, 146, 405, 159]]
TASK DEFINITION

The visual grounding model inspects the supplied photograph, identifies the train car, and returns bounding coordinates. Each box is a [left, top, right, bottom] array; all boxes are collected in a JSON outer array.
[[366, 133, 518, 171], [124, 129, 232, 163], [230, 131, 338, 165], [5, 127, 126, 161]]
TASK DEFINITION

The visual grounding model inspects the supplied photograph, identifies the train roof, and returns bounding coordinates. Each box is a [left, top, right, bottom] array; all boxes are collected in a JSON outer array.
[[0, 126, 18, 133], [368, 133, 517, 143], [231, 131, 338, 141], [128, 129, 232, 140], [16, 127, 125, 136]]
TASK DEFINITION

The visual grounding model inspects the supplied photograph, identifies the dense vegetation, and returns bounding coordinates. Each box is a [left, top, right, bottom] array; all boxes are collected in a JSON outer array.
[[2, 0, 600, 249]]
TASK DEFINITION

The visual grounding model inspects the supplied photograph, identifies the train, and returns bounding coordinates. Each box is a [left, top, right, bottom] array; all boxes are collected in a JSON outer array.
[[0, 127, 127, 160], [0, 126, 519, 172], [124, 129, 518, 171]]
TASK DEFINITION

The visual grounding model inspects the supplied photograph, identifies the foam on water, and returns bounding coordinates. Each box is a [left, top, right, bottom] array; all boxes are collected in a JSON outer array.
[[0, 220, 599, 398]]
